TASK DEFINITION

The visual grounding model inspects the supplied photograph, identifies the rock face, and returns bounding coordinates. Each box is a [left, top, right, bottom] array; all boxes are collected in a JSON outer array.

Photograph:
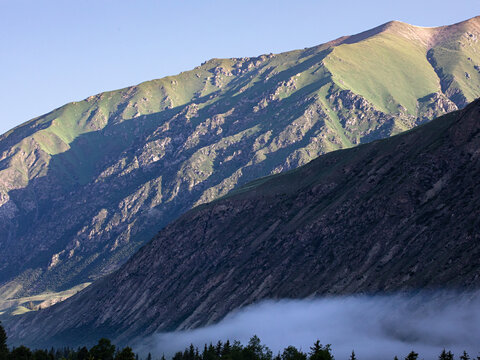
[[9, 98, 480, 348], [1, 16, 480, 299]]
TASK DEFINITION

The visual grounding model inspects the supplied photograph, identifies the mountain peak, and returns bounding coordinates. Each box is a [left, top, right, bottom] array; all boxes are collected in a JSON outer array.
[[335, 15, 480, 49], [331, 19, 437, 48]]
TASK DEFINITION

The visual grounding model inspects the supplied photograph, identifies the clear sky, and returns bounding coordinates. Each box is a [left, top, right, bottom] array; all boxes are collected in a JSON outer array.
[[1, 0, 479, 134]]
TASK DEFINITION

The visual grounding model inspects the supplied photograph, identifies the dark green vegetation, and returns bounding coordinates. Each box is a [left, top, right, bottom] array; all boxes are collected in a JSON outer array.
[[1, 321, 134, 360], [169, 337, 334, 360], [0, 16, 479, 302], [168, 340, 476, 360], [8, 94, 480, 346], [0, 321, 477, 360]]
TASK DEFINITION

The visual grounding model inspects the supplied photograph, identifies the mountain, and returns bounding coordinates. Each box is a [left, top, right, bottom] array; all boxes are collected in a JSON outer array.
[[1, 16, 480, 301], [8, 94, 480, 348]]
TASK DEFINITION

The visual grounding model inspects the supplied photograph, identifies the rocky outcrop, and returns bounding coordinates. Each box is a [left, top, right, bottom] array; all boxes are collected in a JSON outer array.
[[1, 16, 480, 301], [9, 99, 480, 348]]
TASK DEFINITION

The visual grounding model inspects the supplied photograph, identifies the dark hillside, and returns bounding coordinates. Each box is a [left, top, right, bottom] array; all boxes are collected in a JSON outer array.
[[9, 99, 480, 348]]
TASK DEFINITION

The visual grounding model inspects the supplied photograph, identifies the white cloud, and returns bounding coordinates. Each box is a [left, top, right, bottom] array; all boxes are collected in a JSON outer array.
[[135, 291, 480, 360]]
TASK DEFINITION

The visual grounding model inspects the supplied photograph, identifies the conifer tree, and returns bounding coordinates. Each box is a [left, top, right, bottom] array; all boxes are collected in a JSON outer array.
[[202, 343, 217, 360], [349, 351, 356, 360], [439, 349, 454, 360], [460, 351, 470, 360], [77, 347, 89, 360], [10, 345, 32, 360], [90, 338, 115, 360], [189, 344, 197, 360], [173, 351, 184, 360], [308, 341, 333, 360], [0, 322, 8, 360], [32, 349, 52, 360], [244, 336, 272, 360], [216, 342, 223, 357], [405, 351, 418, 360], [281, 346, 306, 360], [230, 341, 243, 360], [202, 345, 208, 360], [222, 340, 231, 357], [114, 347, 135, 360]]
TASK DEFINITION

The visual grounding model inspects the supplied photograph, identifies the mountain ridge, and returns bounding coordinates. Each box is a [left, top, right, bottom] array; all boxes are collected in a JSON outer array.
[[8, 98, 480, 348], [0, 16, 479, 301], [326, 15, 480, 48]]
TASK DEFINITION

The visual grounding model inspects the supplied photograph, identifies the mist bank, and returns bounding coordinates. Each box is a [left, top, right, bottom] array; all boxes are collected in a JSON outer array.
[[136, 291, 480, 360]]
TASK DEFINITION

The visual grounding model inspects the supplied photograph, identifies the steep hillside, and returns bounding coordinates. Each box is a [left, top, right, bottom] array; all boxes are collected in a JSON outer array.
[[1, 16, 479, 300], [9, 96, 480, 348]]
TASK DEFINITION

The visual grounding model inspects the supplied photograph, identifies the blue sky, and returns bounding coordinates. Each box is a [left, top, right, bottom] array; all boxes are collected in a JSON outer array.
[[0, 0, 479, 134]]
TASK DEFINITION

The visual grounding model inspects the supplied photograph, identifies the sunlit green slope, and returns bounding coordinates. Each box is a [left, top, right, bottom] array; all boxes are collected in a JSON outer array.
[[0, 16, 479, 301]]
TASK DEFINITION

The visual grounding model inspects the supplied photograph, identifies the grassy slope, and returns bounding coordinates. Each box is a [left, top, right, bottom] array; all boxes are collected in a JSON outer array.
[[224, 108, 459, 202], [3, 20, 476, 187], [0, 282, 90, 317], [324, 32, 440, 115], [1, 17, 480, 302], [1, 58, 238, 186], [11, 101, 477, 349], [429, 23, 480, 103]]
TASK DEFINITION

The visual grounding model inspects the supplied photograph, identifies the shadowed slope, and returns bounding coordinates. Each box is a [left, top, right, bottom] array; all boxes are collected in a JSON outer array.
[[9, 98, 480, 348], [0, 16, 479, 301]]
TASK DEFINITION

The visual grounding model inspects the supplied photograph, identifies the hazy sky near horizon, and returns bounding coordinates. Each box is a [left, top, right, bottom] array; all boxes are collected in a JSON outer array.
[[0, 0, 479, 134]]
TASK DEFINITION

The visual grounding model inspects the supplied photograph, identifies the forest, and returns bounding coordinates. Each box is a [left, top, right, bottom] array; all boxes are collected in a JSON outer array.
[[0, 322, 475, 360]]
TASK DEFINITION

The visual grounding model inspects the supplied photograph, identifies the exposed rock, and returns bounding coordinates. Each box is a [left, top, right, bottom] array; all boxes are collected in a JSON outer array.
[[10, 99, 480, 348], [1, 16, 479, 302]]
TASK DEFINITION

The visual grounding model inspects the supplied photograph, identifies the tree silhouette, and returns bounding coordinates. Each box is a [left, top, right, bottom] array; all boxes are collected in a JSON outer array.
[[405, 351, 418, 360], [221, 340, 231, 358], [309, 341, 333, 360], [439, 349, 454, 360], [243, 336, 272, 360], [115, 347, 135, 360], [281, 346, 306, 360], [0, 322, 8, 360], [10, 346, 32, 360], [32, 349, 53, 360], [90, 338, 115, 360], [77, 347, 89, 360]]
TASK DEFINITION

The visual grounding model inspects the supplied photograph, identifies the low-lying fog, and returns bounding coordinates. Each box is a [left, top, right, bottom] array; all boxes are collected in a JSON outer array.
[[136, 291, 480, 360]]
